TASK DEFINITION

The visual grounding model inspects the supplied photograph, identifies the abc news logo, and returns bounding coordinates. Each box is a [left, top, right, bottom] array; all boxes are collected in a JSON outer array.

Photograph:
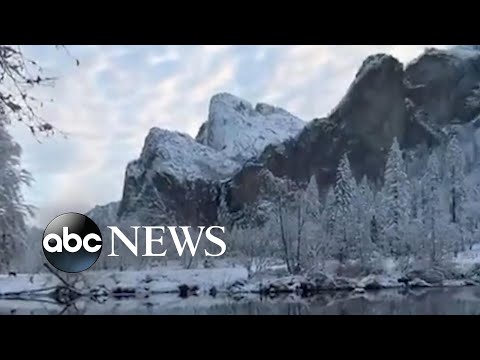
[[42, 213, 103, 273], [42, 212, 227, 273]]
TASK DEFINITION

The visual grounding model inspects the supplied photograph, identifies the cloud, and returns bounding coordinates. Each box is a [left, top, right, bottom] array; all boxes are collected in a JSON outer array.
[[9, 45, 448, 227]]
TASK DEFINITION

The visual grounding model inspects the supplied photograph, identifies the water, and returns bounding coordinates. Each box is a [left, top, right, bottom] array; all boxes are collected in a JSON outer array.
[[3, 286, 480, 315]]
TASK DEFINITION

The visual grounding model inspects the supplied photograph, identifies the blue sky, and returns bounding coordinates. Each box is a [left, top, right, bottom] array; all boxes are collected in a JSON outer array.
[[9, 45, 448, 227]]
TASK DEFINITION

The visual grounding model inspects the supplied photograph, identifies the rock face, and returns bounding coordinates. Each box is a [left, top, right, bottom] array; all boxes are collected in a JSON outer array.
[[223, 47, 480, 215], [94, 46, 480, 227], [260, 54, 407, 186], [116, 98, 303, 225], [196, 93, 305, 163], [118, 128, 241, 224], [405, 46, 480, 127]]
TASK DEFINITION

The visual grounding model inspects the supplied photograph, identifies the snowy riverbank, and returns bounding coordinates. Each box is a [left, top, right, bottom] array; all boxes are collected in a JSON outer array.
[[3, 252, 480, 301]]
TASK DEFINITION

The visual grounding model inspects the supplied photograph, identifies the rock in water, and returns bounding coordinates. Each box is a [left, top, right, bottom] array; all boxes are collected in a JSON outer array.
[[358, 275, 385, 290], [307, 272, 336, 291], [334, 277, 356, 291], [464, 279, 478, 286], [178, 284, 189, 298], [409, 278, 432, 288], [406, 268, 445, 285]]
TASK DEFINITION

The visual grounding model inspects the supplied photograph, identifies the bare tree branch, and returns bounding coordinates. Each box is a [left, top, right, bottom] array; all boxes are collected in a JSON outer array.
[[0, 45, 78, 138]]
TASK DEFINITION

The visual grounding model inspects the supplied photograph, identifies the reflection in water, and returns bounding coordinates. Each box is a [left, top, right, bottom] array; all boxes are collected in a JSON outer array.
[[3, 287, 480, 315]]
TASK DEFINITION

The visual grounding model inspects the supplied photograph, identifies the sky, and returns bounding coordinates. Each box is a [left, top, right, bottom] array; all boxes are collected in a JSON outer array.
[[9, 45, 449, 227]]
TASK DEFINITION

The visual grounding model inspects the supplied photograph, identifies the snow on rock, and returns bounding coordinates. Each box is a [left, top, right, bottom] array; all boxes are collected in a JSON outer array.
[[196, 93, 305, 163], [306, 272, 336, 290], [357, 274, 399, 290], [95, 266, 249, 295], [409, 278, 432, 288], [0, 267, 249, 300], [126, 127, 241, 183], [442, 279, 474, 287], [405, 268, 445, 285]]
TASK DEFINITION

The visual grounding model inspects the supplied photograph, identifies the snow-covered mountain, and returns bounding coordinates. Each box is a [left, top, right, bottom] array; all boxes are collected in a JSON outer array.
[[110, 95, 305, 225], [126, 128, 241, 184], [196, 93, 305, 162], [89, 45, 480, 229]]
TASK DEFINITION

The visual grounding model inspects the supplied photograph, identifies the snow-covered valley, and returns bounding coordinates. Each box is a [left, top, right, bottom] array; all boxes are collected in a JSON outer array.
[[5, 46, 480, 315]]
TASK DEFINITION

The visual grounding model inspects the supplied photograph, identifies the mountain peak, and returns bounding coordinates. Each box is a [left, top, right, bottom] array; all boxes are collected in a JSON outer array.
[[355, 53, 403, 81], [196, 92, 305, 162], [127, 127, 240, 183]]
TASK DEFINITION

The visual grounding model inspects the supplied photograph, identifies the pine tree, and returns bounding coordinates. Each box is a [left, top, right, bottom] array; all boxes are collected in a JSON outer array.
[[422, 152, 448, 265], [381, 138, 410, 257], [352, 176, 374, 266], [321, 186, 336, 262], [407, 177, 426, 257], [303, 175, 320, 222], [334, 154, 356, 214], [297, 175, 322, 272], [333, 154, 356, 263], [370, 215, 379, 247], [0, 117, 34, 272], [444, 135, 467, 254], [445, 135, 466, 224]]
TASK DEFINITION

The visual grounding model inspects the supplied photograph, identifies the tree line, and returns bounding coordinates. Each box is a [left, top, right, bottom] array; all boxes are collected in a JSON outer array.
[[224, 135, 479, 277]]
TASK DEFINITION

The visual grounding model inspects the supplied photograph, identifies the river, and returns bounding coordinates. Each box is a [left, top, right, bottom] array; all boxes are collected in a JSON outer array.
[[2, 286, 480, 315]]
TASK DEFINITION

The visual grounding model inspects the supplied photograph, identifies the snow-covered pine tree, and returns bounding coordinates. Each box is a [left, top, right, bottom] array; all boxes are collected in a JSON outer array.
[[303, 175, 321, 222], [352, 176, 374, 266], [333, 154, 356, 263], [380, 138, 411, 258], [0, 114, 34, 272], [407, 177, 426, 256], [444, 135, 467, 254], [462, 182, 480, 252], [422, 152, 448, 265], [320, 186, 336, 263], [445, 135, 466, 224], [301, 175, 324, 272], [334, 154, 356, 214]]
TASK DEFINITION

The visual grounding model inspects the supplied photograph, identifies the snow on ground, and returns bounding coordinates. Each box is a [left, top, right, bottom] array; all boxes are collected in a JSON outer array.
[[94, 266, 248, 294], [0, 273, 58, 294], [3, 246, 480, 300], [0, 265, 249, 296]]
